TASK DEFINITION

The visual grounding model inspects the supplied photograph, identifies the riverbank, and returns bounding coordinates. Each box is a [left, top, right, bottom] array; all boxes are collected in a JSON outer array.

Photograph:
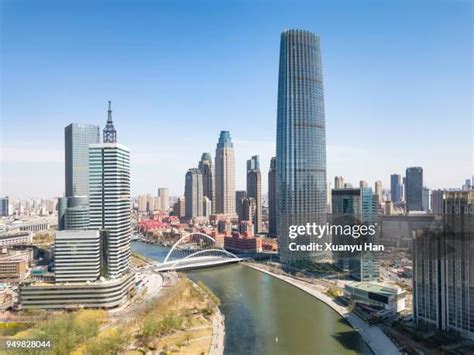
[[210, 306, 225, 355], [244, 262, 399, 355]]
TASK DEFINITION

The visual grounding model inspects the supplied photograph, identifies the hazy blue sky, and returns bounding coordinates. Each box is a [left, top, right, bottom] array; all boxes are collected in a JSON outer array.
[[1, 0, 472, 198]]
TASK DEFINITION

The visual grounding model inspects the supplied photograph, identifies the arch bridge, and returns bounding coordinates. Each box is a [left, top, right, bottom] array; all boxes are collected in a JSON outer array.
[[155, 232, 243, 271]]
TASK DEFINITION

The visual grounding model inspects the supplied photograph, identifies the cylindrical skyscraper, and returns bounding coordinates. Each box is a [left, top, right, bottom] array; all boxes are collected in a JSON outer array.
[[276, 29, 328, 264]]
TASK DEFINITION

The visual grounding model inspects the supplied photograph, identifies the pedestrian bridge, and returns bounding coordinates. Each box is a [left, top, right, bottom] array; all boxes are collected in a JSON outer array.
[[154, 232, 244, 272]]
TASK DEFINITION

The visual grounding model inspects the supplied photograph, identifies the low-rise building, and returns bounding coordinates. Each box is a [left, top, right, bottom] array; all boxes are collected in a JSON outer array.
[[343, 281, 406, 314], [18, 272, 134, 310], [0, 232, 33, 246], [224, 233, 262, 253]]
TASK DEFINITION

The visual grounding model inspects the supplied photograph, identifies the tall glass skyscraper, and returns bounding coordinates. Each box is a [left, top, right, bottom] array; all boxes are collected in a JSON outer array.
[[198, 153, 215, 214], [276, 29, 327, 263], [406, 167, 423, 212], [65, 123, 100, 197], [215, 131, 236, 216]]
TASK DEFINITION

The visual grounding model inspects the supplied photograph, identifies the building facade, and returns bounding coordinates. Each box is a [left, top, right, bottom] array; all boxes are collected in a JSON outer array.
[[390, 174, 402, 205], [54, 230, 101, 283], [268, 157, 277, 237], [199, 153, 215, 214], [65, 123, 100, 197], [215, 131, 236, 216], [413, 190, 474, 340], [246, 155, 262, 233], [185, 168, 203, 218], [89, 143, 131, 279], [276, 29, 328, 263], [406, 167, 423, 212], [158, 188, 169, 211]]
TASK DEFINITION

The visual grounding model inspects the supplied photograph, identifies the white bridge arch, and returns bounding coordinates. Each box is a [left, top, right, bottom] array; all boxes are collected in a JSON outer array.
[[159, 232, 241, 271]]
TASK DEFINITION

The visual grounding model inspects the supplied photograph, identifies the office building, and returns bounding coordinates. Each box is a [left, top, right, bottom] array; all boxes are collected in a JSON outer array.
[[344, 282, 406, 314], [89, 142, 131, 279], [332, 187, 380, 281], [185, 168, 203, 218], [0, 197, 9, 217], [198, 153, 215, 213], [276, 29, 327, 263], [431, 189, 445, 214], [64, 196, 89, 230], [235, 191, 247, 221], [158, 188, 169, 211], [246, 155, 262, 233], [406, 167, 423, 212], [359, 180, 368, 188], [390, 174, 402, 204], [54, 230, 101, 283], [268, 157, 277, 237], [65, 123, 100, 197], [215, 131, 236, 216], [18, 273, 134, 309]]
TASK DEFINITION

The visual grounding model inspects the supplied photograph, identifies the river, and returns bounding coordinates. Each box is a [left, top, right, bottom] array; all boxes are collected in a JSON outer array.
[[132, 241, 371, 355]]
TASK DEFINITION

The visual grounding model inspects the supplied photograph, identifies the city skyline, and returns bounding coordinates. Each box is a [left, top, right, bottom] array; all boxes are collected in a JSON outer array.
[[1, 1, 472, 198]]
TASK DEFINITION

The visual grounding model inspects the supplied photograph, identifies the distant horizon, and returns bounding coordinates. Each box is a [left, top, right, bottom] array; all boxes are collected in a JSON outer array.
[[1, 0, 472, 198]]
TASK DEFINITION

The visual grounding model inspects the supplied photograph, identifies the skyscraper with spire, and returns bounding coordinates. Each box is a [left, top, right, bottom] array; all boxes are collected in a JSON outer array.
[[103, 100, 117, 143], [89, 101, 131, 278]]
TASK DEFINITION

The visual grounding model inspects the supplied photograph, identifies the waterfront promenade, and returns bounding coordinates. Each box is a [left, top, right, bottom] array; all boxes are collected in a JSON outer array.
[[245, 263, 400, 355], [210, 308, 225, 355]]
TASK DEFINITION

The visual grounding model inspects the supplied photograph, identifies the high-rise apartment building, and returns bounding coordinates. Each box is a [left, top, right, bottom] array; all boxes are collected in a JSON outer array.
[[215, 131, 236, 217], [406, 167, 423, 212], [276, 29, 327, 263], [199, 153, 215, 213], [185, 168, 203, 218], [246, 155, 262, 233], [413, 190, 474, 340], [89, 143, 131, 279], [65, 123, 100, 197], [137, 195, 147, 212], [390, 174, 402, 204], [175, 196, 186, 218], [158, 188, 169, 211], [334, 176, 345, 189], [374, 181, 383, 204], [268, 157, 277, 237]]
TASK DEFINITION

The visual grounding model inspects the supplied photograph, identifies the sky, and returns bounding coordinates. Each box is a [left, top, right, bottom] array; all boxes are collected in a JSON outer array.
[[1, 0, 472, 198]]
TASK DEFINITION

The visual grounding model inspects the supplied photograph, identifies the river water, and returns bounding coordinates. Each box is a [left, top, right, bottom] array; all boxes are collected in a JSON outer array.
[[132, 241, 371, 355]]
